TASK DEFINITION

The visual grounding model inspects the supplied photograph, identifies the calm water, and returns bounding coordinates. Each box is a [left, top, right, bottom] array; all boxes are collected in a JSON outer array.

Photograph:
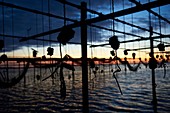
[[0, 64, 170, 113]]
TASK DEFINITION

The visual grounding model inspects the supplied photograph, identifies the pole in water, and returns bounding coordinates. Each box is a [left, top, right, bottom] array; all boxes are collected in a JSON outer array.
[[81, 2, 89, 113], [149, 26, 157, 113]]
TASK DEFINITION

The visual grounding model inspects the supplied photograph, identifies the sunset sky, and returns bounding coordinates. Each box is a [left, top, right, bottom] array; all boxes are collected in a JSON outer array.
[[0, 0, 170, 60]]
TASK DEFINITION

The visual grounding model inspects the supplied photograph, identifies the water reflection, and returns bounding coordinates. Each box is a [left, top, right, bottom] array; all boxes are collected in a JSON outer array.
[[0, 64, 170, 112]]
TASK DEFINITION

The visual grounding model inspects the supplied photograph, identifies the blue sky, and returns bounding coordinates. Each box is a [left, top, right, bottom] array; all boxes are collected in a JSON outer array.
[[0, 0, 170, 59]]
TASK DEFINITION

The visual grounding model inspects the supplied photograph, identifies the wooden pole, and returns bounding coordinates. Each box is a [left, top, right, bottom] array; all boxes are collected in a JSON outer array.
[[149, 29, 157, 113], [81, 2, 89, 113]]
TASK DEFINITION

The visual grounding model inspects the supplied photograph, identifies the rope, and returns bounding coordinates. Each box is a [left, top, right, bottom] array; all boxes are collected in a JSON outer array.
[[131, 2, 134, 50], [36, 13, 38, 51], [112, 51, 123, 95], [12, 8, 14, 58], [2, 0, 5, 54], [58, 1, 67, 100], [158, 6, 162, 42], [48, 0, 51, 46], [111, 0, 115, 35], [148, 0, 152, 35], [0, 61, 30, 88], [123, 0, 126, 49], [41, 0, 45, 55], [116, 57, 141, 72], [27, 28, 31, 58], [89, 0, 93, 58]]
